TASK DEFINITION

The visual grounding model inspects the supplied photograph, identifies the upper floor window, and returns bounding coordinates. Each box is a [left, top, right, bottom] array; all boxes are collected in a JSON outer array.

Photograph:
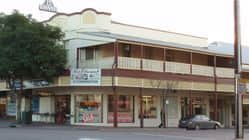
[[85, 47, 94, 60], [121, 44, 131, 57]]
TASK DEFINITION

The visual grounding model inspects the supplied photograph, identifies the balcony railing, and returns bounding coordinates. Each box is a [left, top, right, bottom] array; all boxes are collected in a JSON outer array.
[[166, 61, 190, 74], [0, 81, 7, 90], [192, 64, 214, 77], [118, 57, 141, 70], [216, 67, 234, 78], [79, 57, 114, 69], [143, 59, 164, 72], [78, 56, 235, 78]]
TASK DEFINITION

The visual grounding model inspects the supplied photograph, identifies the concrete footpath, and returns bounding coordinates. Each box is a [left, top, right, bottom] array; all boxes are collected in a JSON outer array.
[[0, 119, 15, 128]]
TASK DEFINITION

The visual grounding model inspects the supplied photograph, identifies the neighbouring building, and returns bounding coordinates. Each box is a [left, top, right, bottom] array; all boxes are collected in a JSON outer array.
[[1, 8, 249, 128]]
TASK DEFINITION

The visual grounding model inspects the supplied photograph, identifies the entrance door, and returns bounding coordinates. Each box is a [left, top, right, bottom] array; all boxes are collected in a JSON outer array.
[[0, 97, 6, 118], [55, 95, 70, 124]]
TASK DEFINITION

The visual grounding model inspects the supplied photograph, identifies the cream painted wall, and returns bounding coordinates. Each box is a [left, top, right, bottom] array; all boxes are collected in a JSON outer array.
[[46, 9, 208, 71]]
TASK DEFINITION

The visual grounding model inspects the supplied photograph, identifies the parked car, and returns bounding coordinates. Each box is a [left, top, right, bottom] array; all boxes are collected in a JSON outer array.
[[179, 115, 221, 130], [179, 116, 192, 128]]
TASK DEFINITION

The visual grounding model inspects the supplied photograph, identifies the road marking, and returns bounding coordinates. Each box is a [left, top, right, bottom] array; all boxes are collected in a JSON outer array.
[[78, 138, 102, 140]]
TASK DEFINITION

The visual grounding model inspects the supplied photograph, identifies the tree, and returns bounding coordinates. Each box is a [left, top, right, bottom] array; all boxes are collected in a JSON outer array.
[[0, 11, 67, 123], [150, 79, 178, 128]]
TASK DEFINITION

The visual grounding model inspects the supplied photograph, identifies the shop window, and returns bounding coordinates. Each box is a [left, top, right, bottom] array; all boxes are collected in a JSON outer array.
[[139, 96, 157, 118], [108, 95, 134, 123], [32, 96, 39, 113], [6, 95, 16, 116], [75, 95, 102, 123]]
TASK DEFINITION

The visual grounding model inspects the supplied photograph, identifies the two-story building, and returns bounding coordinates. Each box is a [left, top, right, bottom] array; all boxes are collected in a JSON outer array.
[[1, 8, 249, 128], [26, 8, 236, 128]]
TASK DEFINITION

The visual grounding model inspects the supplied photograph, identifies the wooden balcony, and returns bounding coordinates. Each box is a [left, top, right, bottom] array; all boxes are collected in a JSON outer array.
[[166, 62, 191, 74], [118, 57, 140, 70], [216, 68, 234, 78], [79, 57, 114, 69], [192, 64, 214, 77], [78, 56, 234, 79], [0, 81, 7, 90], [142, 59, 164, 72]]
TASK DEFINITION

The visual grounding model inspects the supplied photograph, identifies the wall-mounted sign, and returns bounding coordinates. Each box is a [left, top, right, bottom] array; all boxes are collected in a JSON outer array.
[[39, 0, 57, 13], [71, 69, 101, 86], [107, 112, 133, 123]]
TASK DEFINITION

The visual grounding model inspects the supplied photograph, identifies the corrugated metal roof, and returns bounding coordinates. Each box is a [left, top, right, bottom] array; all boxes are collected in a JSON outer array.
[[208, 42, 249, 64], [79, 32, 232, 57]]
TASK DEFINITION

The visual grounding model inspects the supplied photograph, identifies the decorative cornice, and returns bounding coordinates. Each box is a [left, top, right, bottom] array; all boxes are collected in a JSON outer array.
[[43, 8, 111, 23]]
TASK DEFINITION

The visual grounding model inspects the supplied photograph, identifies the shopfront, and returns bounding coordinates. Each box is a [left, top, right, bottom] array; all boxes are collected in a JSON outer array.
[[108, 95, 134, 123], [0, 95, 6, 118], [6, 95, 16, 117], [180, 95, 209, 119], [74, 94, 102, 123], [140, 96, 157, 119]]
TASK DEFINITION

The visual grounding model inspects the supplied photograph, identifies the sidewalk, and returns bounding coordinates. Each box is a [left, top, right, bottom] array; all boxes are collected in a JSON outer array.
[[0, 119, 15, 128]]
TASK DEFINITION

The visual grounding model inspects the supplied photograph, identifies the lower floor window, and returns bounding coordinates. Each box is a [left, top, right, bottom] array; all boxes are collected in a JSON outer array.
[[108, 95, 134, 123], [139, 96, 157, 118], [75, 94, 102, 123]]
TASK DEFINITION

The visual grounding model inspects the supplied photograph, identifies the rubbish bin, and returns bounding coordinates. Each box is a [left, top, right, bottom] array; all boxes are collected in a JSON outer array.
[[21, 111, 32, 124], [26, 111, 32, 124]]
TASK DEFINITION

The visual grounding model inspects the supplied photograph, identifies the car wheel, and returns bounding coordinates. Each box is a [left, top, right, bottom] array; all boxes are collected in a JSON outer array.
[[214, 124, 218, 129], [195, 124, 200, 130]]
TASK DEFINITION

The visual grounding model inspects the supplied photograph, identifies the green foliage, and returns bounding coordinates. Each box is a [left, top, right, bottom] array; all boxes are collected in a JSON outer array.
[[0, 11, 66, 84]]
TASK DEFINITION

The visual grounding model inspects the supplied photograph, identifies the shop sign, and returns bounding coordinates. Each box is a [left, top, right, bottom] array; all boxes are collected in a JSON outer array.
[[82, 113, 94, 123], [81, 111, 101, 123], [107, 112, 133, 123], [71, 69, 101, 86]]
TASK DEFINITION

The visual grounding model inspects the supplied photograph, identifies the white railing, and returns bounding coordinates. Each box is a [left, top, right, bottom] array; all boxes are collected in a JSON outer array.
[[166, 62, 190, 74], [0, 81, 7, 90], [79, 57, 114, 69], [142, 59, 164, 72], [192, 65, 214, 77], [118, 57, 141, 70], [216, 67, 234, 78]]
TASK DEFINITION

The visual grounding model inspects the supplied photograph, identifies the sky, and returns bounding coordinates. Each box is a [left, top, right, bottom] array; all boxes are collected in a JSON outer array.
[[0, 0, 249, 46]]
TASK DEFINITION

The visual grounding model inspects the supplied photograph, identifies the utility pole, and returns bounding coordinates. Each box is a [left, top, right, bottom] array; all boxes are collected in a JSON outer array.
[[234, 0, 243, 139]]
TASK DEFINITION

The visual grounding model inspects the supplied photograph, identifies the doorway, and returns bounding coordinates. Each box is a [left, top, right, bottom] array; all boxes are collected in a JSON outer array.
[[0, 97, 6, 118], [55, 95, 70, 124]]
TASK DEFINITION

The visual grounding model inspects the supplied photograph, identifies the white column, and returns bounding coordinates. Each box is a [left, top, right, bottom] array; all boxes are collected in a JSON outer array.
[[70, 93, 75, 124], [102, 94, 108, 125]]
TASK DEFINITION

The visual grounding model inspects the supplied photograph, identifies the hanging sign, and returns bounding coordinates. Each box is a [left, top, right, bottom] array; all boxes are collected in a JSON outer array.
[[71, 69, 101, 86]]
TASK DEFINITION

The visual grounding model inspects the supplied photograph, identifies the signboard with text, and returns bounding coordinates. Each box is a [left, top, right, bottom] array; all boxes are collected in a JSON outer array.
[[71, 69, 101, 86], [107, 112, 133, 123]]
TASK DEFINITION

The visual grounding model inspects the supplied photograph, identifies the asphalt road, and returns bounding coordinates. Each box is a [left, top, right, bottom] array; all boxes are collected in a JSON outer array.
[[0, 127, 249, 140]]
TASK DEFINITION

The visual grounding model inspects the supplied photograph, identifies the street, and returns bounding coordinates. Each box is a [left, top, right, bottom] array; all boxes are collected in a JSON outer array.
[[1, 126, 249, 140]]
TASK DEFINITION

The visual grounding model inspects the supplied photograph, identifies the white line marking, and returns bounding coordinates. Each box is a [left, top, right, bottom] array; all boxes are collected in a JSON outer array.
[[78, 138, 102, 140]]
